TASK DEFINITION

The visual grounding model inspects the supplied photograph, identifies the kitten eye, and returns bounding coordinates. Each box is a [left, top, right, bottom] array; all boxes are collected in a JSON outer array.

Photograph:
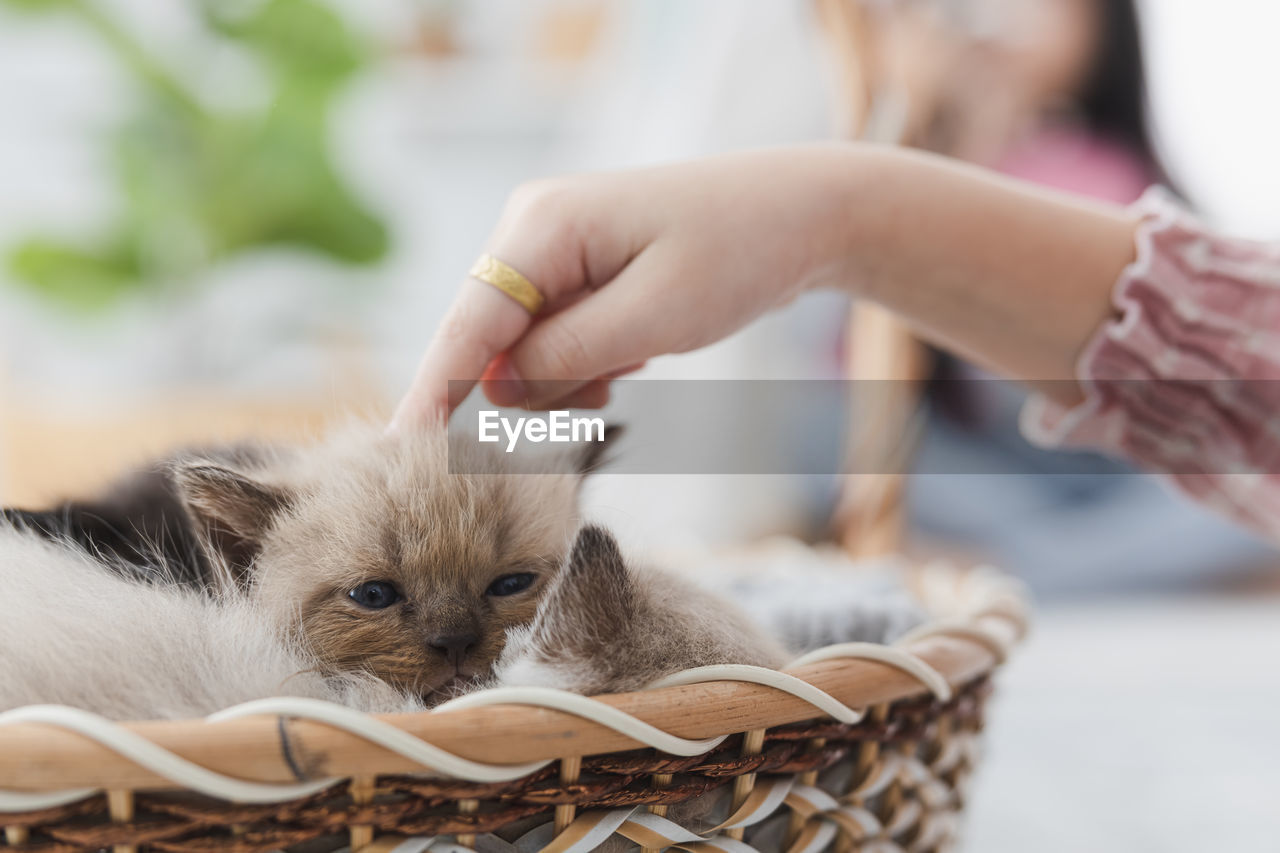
[[348, 581, 401, 609], [486, 572, 536, 597]]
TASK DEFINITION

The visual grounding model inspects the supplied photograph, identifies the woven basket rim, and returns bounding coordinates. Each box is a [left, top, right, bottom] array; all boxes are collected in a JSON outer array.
[[0, 566, 1027, 799]]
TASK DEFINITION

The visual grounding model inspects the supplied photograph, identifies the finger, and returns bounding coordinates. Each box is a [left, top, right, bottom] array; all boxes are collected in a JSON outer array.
[[481, 371, 612, 411], [479, 352, 528, 408], [537, 363, 642, 409], [545, 379, 612, 410], [602, 361, 648, 380], [390, 278, 531, 430], [505, 249, 678, 406], [481, 358, 645, 410], [392, 182, 635, 429]]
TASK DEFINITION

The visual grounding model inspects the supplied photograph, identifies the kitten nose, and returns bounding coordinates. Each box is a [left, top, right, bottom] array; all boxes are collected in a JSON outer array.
[[427, 633, 478, 668]]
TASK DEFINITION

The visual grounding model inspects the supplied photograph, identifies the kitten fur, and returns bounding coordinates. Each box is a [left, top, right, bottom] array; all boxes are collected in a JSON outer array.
[[494, 526, 789, 694], [489, 526, 789, 852], [5, 423, 621, 705], [0, 525, 417, 720], [4, 423, 907, 730], [0, 520, 778, 721], [492, 533, 926, 851], [173, 424, 620, 703], [2, 444, 270, 588]]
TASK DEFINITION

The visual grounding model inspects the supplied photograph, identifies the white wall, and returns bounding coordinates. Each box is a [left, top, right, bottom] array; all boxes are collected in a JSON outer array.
[[1140, 0, 1280, 236]]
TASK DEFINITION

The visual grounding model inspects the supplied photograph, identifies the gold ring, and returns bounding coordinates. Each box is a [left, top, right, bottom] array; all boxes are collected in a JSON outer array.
[[469, 254, 545, 315]]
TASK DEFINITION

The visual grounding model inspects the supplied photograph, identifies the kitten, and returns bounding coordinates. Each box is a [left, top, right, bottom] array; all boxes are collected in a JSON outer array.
[[6, 423, 620, 705], [4, 421, 924, 741], [0, 517, 778, 722], [487, 526, 788, 851], [494, 525, 788, 694], [0, 524, 416, 720], [489, 532, 931, 851], [181, 425, 623, 702], [2, 444, 269, 588]]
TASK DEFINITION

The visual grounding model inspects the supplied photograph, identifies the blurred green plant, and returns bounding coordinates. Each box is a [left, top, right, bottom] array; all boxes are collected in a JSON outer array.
[[3, 0, 389, 312]]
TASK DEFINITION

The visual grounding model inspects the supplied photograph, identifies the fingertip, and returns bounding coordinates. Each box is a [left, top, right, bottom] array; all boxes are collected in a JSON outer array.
[[387, 402, 411, 435], [388, 390, 451, 435], [480, 354, 529, 407], [545, 379, 611, 411]]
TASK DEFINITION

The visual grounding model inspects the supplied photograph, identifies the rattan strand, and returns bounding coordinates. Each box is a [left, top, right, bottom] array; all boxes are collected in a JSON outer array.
[[0, 623, 1007, 807], [0, 680, 988, 852], [0, 565, 1023, 852]]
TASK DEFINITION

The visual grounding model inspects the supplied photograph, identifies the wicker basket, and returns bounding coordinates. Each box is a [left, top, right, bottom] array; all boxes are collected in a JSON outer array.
[[0, 563, 1026, 853]]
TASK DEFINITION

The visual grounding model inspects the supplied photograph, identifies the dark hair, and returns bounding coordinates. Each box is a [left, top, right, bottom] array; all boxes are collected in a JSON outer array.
[[1075, 0, 1179, 191], [925, 2, 1181, 424]]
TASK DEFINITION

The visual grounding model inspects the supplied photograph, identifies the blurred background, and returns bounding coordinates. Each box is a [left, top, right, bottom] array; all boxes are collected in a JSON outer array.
[[1, 0, 1279, 849]]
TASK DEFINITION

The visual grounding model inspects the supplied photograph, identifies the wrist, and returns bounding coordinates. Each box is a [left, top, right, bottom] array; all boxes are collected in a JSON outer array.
[[796, 143, 908, 300], [810, 143, 1140, 385]]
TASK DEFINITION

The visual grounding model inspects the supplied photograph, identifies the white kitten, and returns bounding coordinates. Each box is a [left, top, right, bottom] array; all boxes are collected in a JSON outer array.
[[0, 526, 416, 720]]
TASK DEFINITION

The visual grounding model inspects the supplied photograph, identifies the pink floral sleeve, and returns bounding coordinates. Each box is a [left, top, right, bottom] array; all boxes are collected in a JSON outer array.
[[1021, 188, 1280, 536]]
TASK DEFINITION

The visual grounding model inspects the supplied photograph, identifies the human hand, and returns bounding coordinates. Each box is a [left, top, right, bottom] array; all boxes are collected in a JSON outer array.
[[391, 145, 868, 427]]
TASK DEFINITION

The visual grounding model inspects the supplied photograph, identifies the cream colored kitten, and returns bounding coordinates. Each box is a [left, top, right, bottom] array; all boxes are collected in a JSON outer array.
[[170, 424, 619, 703], [4, 421, 895, 729]]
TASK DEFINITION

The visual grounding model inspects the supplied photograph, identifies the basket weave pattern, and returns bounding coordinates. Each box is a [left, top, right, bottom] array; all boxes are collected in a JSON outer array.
[[0, 679, 989, 853], [1, 566, 1024, 853]]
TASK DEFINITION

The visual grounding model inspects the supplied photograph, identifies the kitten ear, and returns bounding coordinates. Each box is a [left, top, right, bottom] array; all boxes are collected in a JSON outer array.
[[172, 460, 292, 582], [532, 525, 636, 650], [496, 526, 649, 693], [574, 424, 624, 477], [560, 524, 633, 614]]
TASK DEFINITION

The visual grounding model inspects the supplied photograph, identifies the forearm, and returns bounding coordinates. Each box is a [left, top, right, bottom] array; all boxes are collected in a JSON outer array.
[[830, 146, 1140, 402]]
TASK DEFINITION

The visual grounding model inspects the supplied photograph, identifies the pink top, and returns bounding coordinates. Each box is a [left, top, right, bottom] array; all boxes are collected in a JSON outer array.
[[1023, 189, 1280, 536], [996, 127, 1154, 205]]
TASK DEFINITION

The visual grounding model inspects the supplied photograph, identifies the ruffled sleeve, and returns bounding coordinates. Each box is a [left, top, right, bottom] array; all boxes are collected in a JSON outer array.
[[1021, 188, 1280, 536]]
